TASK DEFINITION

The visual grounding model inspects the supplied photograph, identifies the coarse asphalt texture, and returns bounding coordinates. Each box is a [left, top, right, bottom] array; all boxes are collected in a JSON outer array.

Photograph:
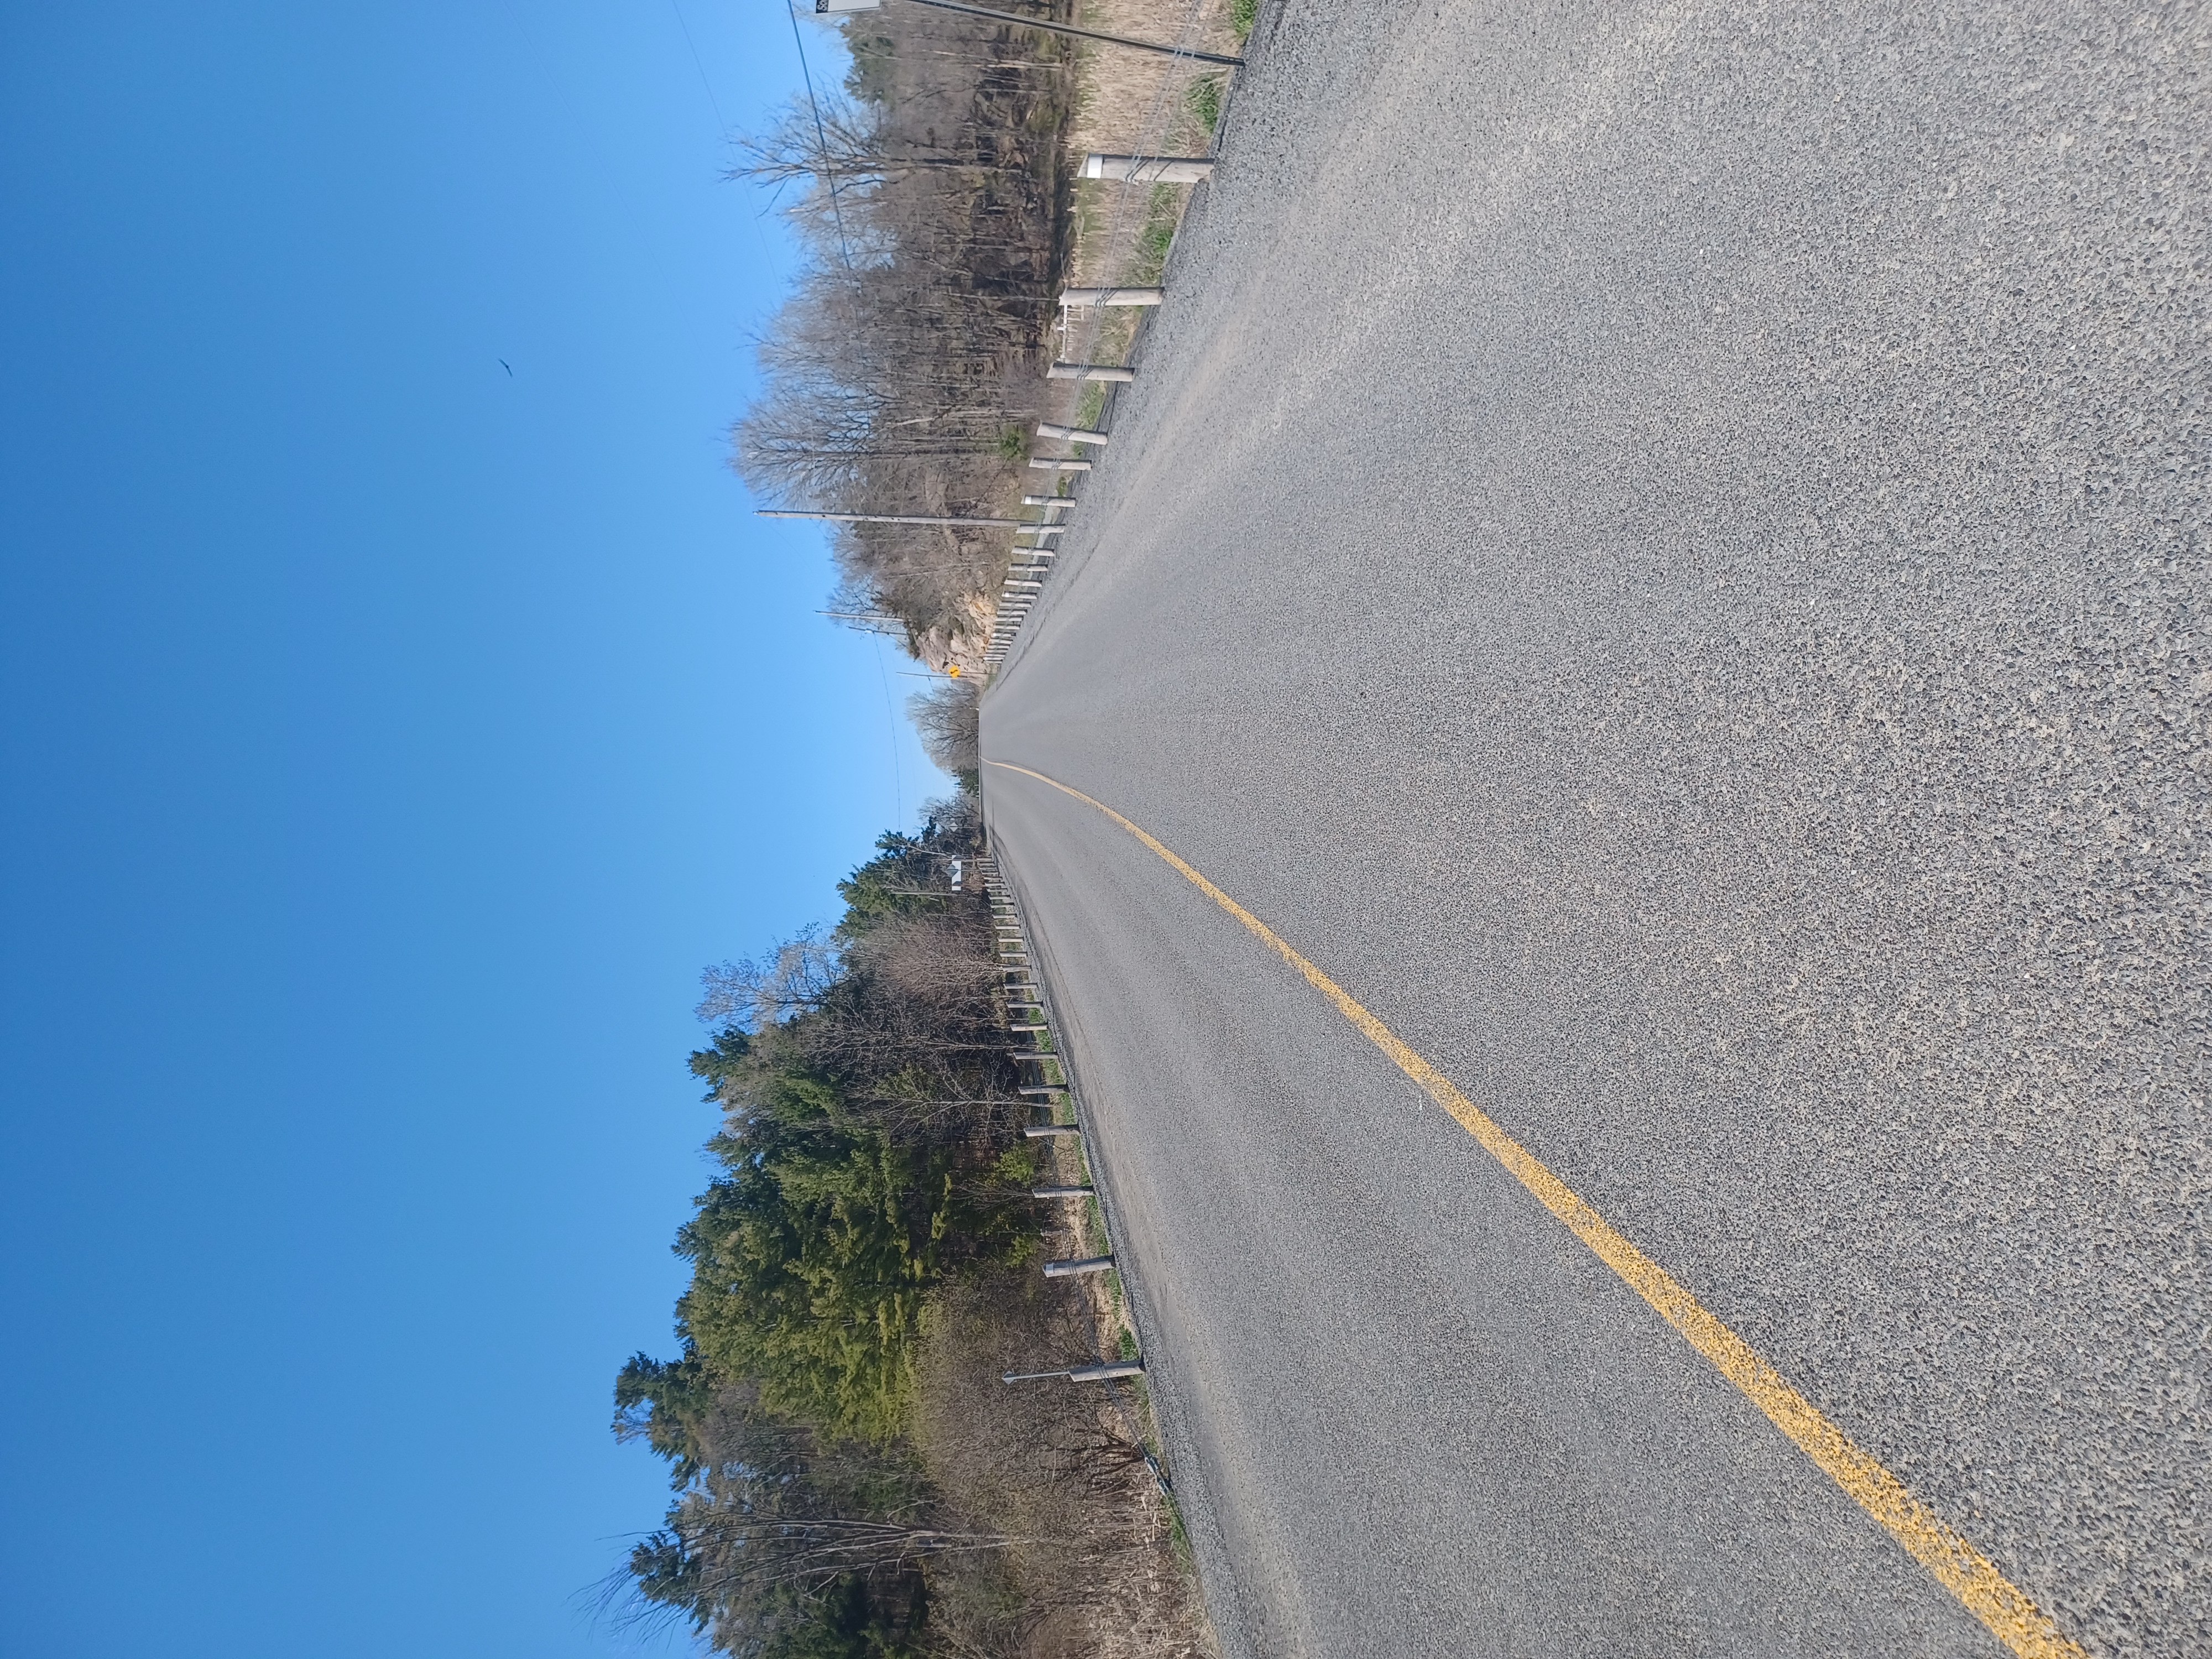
[[980, 4, 2208, 1657]]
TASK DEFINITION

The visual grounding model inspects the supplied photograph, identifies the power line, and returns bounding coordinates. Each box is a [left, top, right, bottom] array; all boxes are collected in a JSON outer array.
[[669, 0, 731, 133], [873, 634, 906, 825], [786, 3, 857, 274]]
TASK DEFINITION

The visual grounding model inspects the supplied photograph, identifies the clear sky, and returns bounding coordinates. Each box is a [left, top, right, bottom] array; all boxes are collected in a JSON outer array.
[[0, 3, 943, 1654]]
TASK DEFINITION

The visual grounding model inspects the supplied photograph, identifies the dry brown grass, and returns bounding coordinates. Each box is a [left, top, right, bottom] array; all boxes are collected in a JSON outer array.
[[910, 1053, 1212, 1656], [1063, 0, 1233, 299], [1021, 0, 1238, 467], [916, 1266, 1214, 1659], [1067, 0, 1236, 159]]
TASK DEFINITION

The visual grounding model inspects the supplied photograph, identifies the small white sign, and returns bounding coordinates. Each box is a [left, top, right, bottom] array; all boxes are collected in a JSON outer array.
[[949, 858, 964, 891]]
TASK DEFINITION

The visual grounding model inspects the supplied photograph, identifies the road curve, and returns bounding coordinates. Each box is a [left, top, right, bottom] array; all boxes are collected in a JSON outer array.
[[981, 4, 2208, 1657]]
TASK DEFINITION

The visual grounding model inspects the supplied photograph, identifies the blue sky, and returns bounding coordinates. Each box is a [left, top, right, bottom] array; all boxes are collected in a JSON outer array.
[[0, 3, 943, 1654]]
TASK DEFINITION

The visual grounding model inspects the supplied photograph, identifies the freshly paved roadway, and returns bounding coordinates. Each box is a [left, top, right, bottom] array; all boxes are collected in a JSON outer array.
[[980, 4, 2207, 1657]]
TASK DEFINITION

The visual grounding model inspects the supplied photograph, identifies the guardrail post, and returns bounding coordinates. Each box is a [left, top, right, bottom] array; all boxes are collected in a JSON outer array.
[[1082, 153, 1214, 184], [1044, 1254, 1114, 1275], [1002, 1360, 1145, 1383], [1060, 286, 1166, 307]]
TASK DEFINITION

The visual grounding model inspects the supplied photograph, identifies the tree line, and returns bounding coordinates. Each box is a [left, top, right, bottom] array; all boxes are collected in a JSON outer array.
[[734, 6, 1077, 666], [610, 778, 1207, 1657], [612, 796, 1035, 1653]]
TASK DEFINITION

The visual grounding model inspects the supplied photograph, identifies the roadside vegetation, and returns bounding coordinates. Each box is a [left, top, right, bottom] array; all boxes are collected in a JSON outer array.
[[614, 5, 1257, 1650], [733, 6, 1074, 675], [733, 0, 1243, 677], [607, 706, 1211, 1658]]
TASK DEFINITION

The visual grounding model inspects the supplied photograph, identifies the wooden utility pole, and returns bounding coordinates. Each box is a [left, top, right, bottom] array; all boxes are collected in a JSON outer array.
[[761, 509, 1024, 528], [819, 0, 1245, 66]]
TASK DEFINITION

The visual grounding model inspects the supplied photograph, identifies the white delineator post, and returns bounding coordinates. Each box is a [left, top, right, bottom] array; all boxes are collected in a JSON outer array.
[[1027, 458, 1092, 472], [1036, 422, 1110, 444], [1047, 362, 1136, 383], [1082, 153, 1214, 184]]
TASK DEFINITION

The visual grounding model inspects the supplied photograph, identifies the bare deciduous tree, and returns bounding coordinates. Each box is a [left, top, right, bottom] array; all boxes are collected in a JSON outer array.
[[909, 678, 981, 776], [730, 7, 1073, 654], [697, 930, 843, 1032]]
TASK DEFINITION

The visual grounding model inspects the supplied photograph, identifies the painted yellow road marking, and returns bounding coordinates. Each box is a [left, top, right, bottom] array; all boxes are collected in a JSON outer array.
[[985, 759, 2088, 1659]]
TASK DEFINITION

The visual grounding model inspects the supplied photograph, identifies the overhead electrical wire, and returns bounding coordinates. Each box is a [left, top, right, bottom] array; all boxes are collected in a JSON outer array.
[[786, 2, 857, 274]]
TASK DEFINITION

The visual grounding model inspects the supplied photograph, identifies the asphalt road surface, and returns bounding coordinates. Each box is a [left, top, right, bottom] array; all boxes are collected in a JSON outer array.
[[979, 4, 2208, 1656]]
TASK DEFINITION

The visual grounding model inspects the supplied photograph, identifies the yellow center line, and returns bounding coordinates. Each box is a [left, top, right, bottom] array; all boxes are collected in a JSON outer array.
[[984, 758, 2087, 1659]]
